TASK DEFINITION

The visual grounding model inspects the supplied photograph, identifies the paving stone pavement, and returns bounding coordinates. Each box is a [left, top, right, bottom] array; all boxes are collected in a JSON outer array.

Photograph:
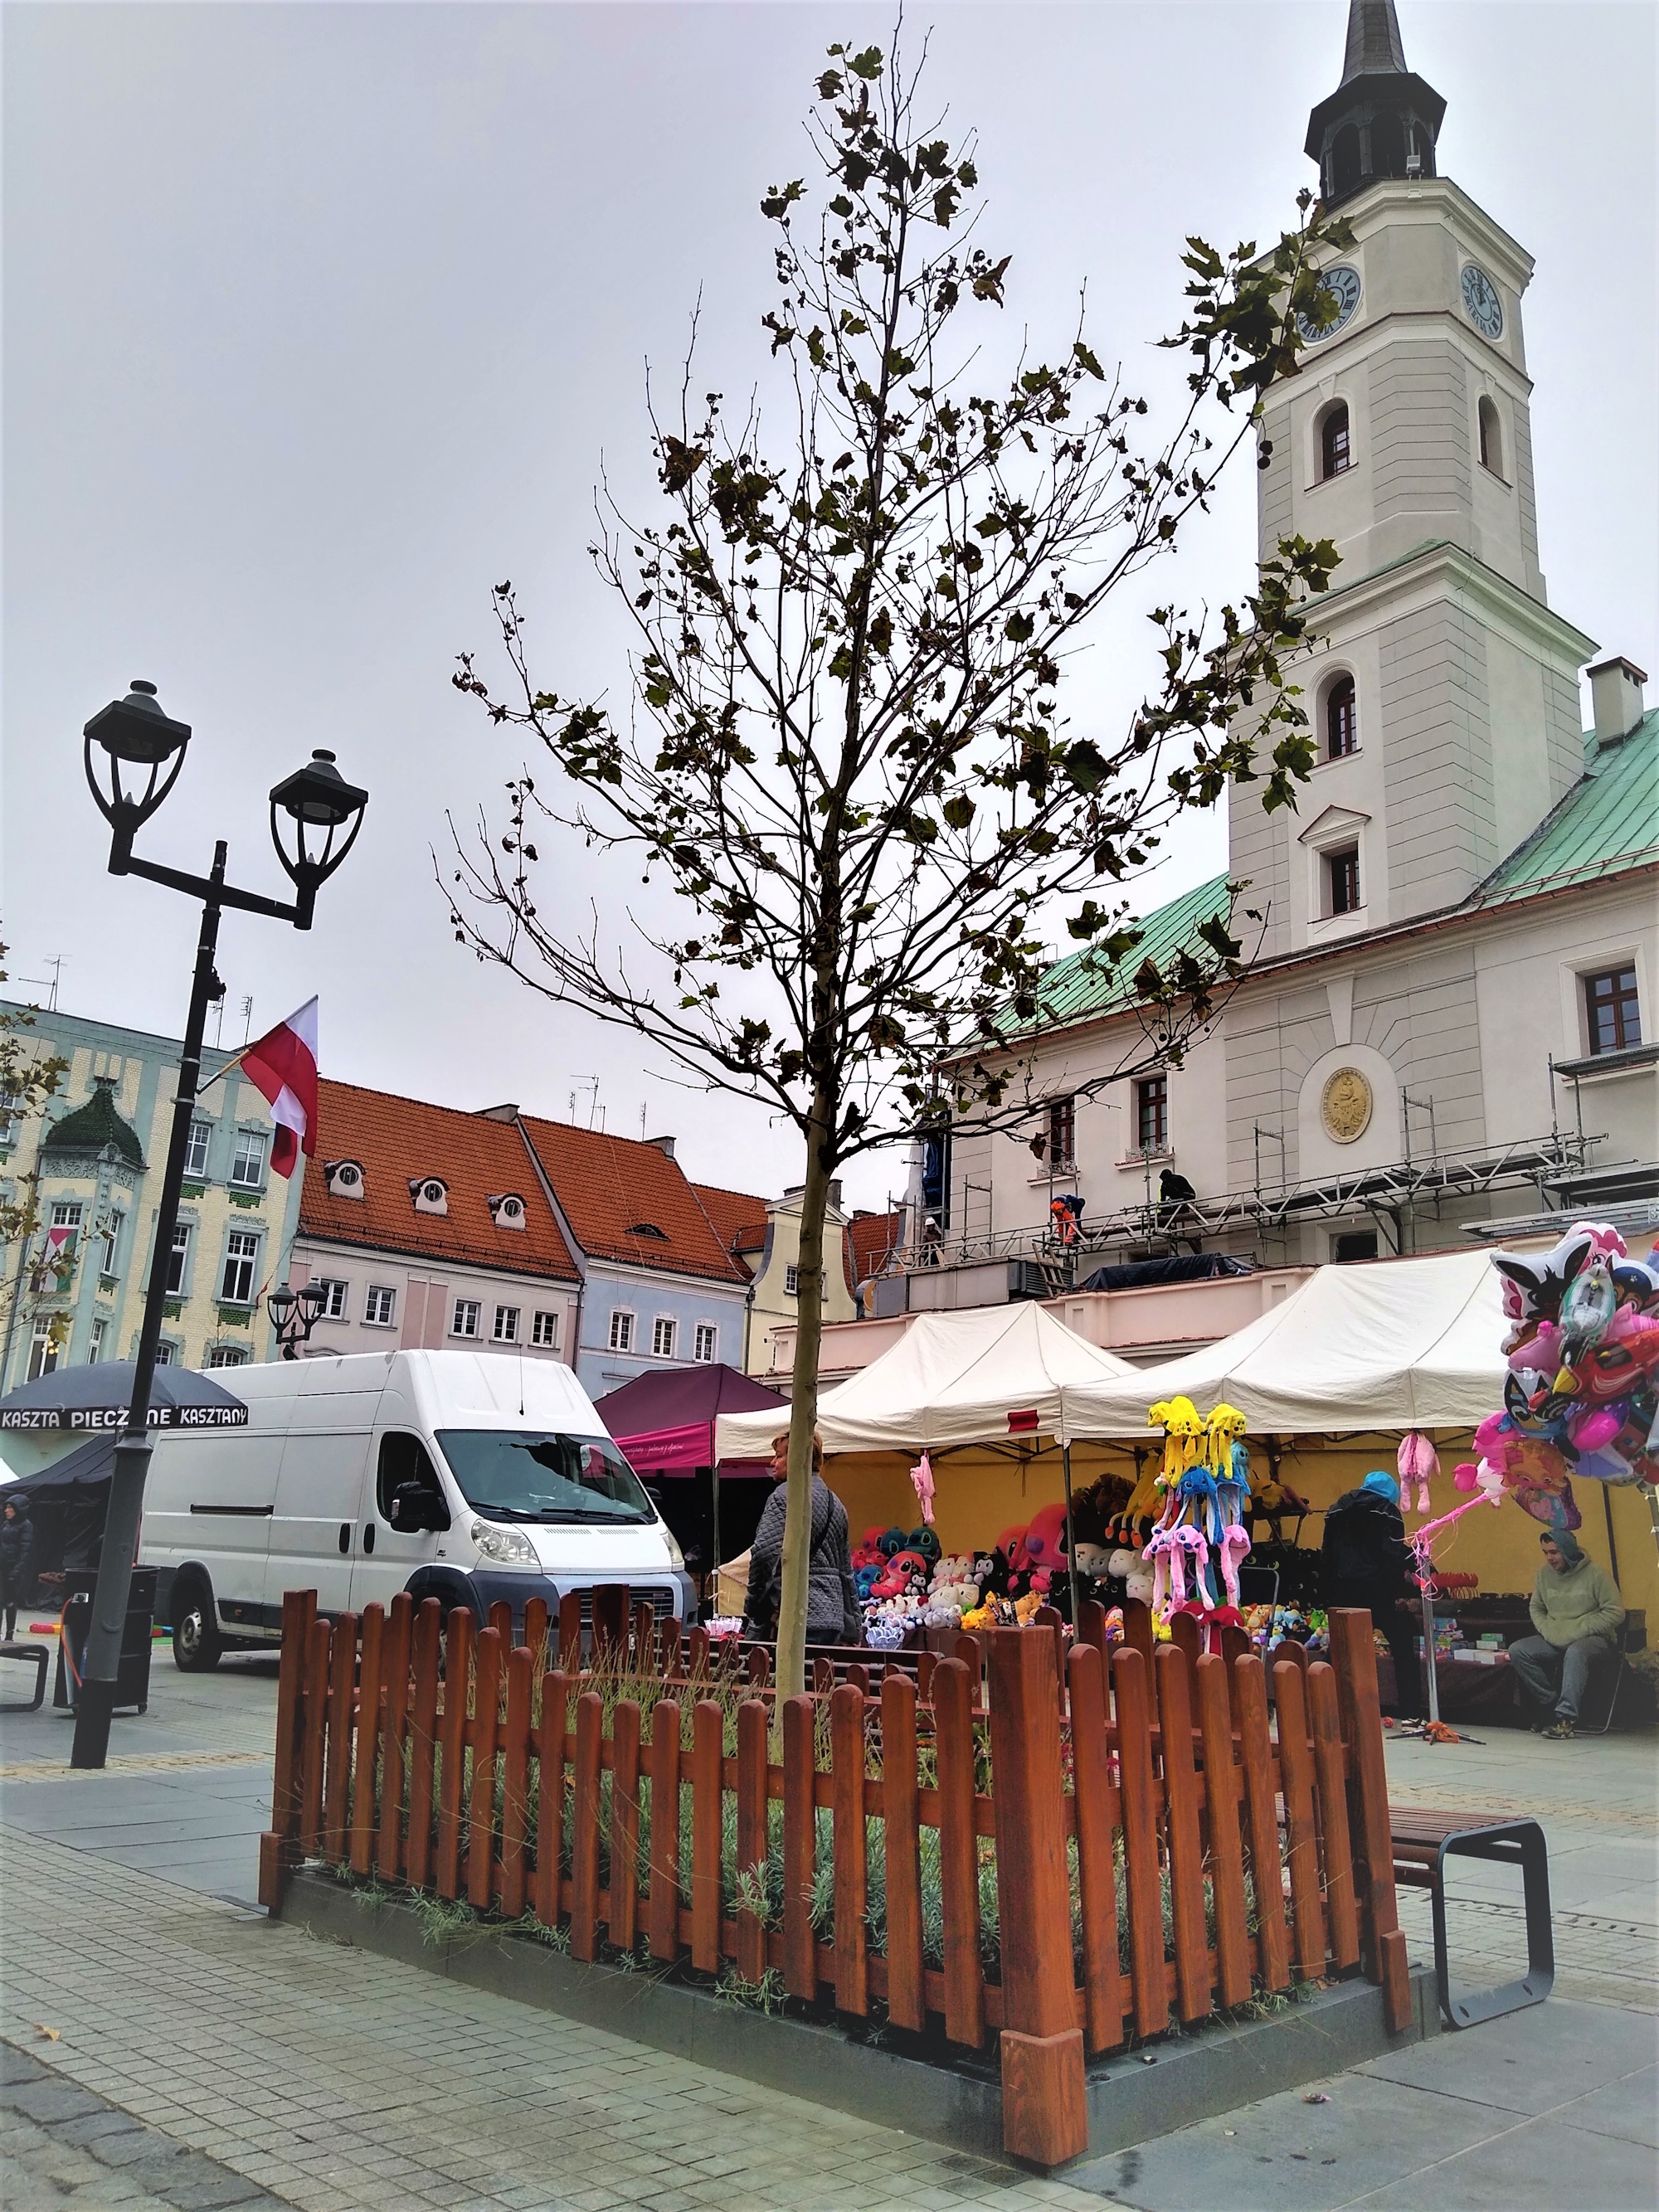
[[0, 1826, 1101, 2212]]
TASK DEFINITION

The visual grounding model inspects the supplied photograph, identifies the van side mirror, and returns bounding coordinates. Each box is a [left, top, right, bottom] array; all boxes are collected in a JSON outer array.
[[390, 1481, 450, 1534]]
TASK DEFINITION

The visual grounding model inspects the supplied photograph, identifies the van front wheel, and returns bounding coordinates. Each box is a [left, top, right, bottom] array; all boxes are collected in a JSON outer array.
[[173, 1582, 223, 1672]]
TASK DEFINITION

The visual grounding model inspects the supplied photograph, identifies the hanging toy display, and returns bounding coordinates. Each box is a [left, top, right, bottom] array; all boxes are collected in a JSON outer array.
[[1140, 1397, 1254, 1631], [1397, 1430, 1438, 1515]]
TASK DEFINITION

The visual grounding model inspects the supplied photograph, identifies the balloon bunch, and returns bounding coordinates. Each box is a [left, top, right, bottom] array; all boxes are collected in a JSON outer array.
[[1453, 1220, 1659, 1535], [1139, 1397, 1254, 1623]]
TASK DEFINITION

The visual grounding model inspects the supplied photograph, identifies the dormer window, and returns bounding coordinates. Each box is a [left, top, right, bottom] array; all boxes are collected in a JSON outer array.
[[1321, 403, 1351, 480], [324, 1159, 365, 1200], [411, 1176, 449, 1216], [625, 1221, 668, 1241], [489, 1193, 527, 1230]]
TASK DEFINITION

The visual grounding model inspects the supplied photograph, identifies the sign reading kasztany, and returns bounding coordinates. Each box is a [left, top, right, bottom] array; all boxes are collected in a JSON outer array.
[[0, 1405, 249, 1431]]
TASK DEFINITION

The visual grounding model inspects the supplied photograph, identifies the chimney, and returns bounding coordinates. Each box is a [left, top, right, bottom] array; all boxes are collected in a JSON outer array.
[[1588, 656, 1647, 746], [645, 1134, 676, 1159]]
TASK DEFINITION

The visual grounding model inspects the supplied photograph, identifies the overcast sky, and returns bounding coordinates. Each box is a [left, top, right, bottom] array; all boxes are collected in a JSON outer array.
[[5, 0, 1653, 1213]]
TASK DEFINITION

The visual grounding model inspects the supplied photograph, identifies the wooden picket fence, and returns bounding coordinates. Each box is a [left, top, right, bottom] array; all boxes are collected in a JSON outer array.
[[260, 1586, 1408, 2166]]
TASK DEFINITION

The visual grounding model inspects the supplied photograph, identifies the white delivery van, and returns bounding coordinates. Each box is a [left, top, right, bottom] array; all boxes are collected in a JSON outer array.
[[140, 1348, 693, 1668]]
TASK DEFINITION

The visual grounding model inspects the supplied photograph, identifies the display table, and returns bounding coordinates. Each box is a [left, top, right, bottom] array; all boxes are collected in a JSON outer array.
[[1378, 1649, 1526, 1726]]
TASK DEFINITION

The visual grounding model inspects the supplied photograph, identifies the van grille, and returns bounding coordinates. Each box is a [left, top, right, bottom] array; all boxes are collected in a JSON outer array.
[[577, 1586, 676, 1625]]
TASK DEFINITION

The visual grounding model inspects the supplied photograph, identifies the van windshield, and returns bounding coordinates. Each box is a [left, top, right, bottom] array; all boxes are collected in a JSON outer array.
[[435, 1431, 654, 1525]]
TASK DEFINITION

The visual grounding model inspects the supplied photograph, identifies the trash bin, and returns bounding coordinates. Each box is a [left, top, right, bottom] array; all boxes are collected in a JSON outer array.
[[53, 1568, 155, 1715]]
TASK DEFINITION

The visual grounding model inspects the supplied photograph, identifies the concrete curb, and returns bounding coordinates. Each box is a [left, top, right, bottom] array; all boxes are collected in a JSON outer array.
[[280, 1868, 1438, 2167]]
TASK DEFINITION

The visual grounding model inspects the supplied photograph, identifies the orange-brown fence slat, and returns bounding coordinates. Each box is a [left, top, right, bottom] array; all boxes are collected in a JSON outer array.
[[298, 1614, 330, 1857], [1273, 1659, 1326, 1980], [558, 1592, 582, 1670], [610, 1698, 642, 1953], [1120, 1601, 1158, 1728], [736, 1698, 769, 1985], [688, 1624, 710, 1676], [500, 1646, 534, 1921], [1155, 1646, 1210, 2023], [1167, 1611, 1202, 1672], [570, 1689, 603, 1959], [523, 1596, 548, 1665], [657, 1616, 681, 1677], [435, 1608, 472, 1898], [847, 1664, 870, 1702], [1112, 1644, 1168, 2038], [591, 1583, 627, 1661], [880, 1673, 925, 2033], [348, 1603, 385, 1877], [932, 1657, 985, 2049], [1194, 1651, 1252, 2009], [813, 1657, 835, 1696], [538, 1668, 571, 1929], [1219, 1622, 1250, 1727], [1066, 1641, 1124, 2054], [691, 1699, 722, 1972], [647, 1699, 681, 1962], [256, 1589, 316, 1909], [466, 1626, 503, 1910], [404, 1601, 442, 1892], [487, 1598, 513, 1644], [830, 1684, 869, 2016], [916, 1650, 937, 1703], [745, 1645, 771, 1689], [1329, 1610, 1410, 2030], [322, 1609, 358, 1863], [376, 1593, 414, 1882], [1075, 1599, 1107, 1660], [1234, 1654, 1290, 1991], [1307, 1661, 1360, 1970], [634, 1601, 656, 1670], [781, 1694, 817, 2001]]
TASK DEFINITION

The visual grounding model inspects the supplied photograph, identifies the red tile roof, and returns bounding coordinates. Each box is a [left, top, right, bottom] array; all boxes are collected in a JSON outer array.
[[518, 1118, 750, 1285], [299, 1079, 578, 1280], [848, 1209, 905, 1286], [691, 1183, 770, 1271]]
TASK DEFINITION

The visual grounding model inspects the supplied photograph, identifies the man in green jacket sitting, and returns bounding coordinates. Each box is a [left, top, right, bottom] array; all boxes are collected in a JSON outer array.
[[1508, 1529, 1625, 1740]]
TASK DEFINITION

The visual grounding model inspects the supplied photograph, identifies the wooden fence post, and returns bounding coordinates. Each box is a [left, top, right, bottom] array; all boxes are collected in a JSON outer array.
[[1329, 1607, 1411, 2032], [257, 1587, 317, 1910], [985, 1628, 1087, 2168]]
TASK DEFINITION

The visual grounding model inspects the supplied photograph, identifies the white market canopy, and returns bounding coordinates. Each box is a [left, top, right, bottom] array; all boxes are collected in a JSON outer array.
[[715, 1302, 1139, 1461], [1059, 1247, 1507, 1439]]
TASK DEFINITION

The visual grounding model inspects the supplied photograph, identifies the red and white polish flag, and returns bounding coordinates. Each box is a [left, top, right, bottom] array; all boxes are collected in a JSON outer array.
[[239, 999, 319, 1178]]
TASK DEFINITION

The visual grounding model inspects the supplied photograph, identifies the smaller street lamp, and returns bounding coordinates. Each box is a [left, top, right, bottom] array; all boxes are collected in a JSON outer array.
[[266, 1280, 329, 1359], [71, 681, 367, 1771]]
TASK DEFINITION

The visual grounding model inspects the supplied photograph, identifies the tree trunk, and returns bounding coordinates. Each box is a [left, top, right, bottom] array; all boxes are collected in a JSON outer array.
[[776, 1094, 836, 1700]]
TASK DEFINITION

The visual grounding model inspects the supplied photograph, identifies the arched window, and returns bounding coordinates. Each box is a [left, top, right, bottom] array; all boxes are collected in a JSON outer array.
[[1326, 676, 1358, 759], [1321, 403, 1351, 480], [1477, 396, 1504, 478], [1371, 113, 1406, 179]]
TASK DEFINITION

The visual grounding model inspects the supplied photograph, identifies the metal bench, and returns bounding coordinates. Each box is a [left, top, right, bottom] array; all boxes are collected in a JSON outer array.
[[0, 1640, 50, 1714], [1391, 1809, 1554, 2028]]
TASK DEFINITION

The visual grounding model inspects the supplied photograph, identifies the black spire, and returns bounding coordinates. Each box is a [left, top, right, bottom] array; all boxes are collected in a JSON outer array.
[[1306, 0, 1445, 205]]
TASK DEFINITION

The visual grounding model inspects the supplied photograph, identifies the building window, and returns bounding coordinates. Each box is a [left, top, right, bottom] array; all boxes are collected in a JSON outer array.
[[153, 1340, 176, 1367], [364, 1284, 397, 1328], [88, 1317, 108, 1364], [1321, 402, 1350, 480], [1326, 676, 1357, 759], [693, 1322, 718, 1364], [220, 1231, 260, 1305], [183, 1121, 212, 1180], [28, 1320, 61, 1379], [166, 1223, 191, 1296], [207, 1344, 249, 1368], [652, 1315, 677, 1359], [1136, 1076, 1168, 1154], [1584, 966, 1642, 1056], [0, 1090, 19, 1147], [314, 1278, 349, 1319], [1047, 1095, 1076, 1169], [609, 1309, 635, 1354], [230, 1130, 267, 1189], [97, 1213, 123, 1280], [493, 1305, 521, 1344], [1334, 1230, 1379, 1263], [1327, 846, 1361, 916], [1477, 396, 1503, 477], [50, 1200, 83, 1234], [784, 1265, 800, 1297], [451, 1298, 480, 1339], [531, 1310, 559, 1349]]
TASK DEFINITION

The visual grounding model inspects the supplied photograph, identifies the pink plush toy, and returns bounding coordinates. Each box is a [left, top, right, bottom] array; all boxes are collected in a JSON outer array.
[[1219, 1523, 1252, 1610], [1397, 1430, 1438, 1514], [1024, 1502, 1069, 1570], [909, 1451, 937, 1529]]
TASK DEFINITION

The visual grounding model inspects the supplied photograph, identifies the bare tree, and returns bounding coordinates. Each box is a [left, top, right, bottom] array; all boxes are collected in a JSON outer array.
[[0, 945, 70, 1359], [450, 36, 1349, 1694]]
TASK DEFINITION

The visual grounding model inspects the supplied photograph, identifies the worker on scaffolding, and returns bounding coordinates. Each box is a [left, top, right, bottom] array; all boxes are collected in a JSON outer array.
[[1157, 1168, 1204, 1255]]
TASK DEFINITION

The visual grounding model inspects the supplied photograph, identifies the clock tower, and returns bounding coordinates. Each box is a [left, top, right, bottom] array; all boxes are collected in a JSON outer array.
[[1229, 0, 1596, 958]]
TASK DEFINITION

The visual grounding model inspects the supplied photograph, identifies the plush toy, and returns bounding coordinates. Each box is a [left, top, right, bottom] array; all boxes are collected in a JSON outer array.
[[1024, 1502, 1069, 1573], [1397, 1431, 1438, 1514], [909, 1452, 937, 1529]]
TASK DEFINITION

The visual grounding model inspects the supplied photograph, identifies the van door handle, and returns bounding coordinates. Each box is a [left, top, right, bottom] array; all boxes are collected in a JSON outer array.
[[362, 1524, 376, 1555], [338, 1523, 350, 1555]]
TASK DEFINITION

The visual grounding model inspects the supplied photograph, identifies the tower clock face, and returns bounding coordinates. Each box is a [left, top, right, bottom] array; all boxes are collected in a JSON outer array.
[[1297, 264, 1362, 344], [1461, 263, 1504, 340]]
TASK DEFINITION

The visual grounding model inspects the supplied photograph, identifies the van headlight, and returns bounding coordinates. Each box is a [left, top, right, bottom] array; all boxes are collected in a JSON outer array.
[[663, 1527, 684, 1571], [470, 1518, 538, 1569]]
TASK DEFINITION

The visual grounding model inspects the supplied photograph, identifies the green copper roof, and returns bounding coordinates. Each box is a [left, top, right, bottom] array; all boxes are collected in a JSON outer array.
[[1024, 871, 1231, 1031], [41, 1082, 145, 1167], [1473, 708, 1659, 911]]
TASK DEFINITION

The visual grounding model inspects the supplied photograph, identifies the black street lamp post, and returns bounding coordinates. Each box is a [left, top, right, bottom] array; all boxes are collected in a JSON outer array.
[[266, 1280, 329, 1359], [71, 681, 367, 1771]]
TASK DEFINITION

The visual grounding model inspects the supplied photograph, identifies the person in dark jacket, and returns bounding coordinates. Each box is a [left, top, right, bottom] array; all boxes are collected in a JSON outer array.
[[743, 1432, 859, 1646], [1321, 1471, 1419, 1715], [1, 1495, 36, 1642]]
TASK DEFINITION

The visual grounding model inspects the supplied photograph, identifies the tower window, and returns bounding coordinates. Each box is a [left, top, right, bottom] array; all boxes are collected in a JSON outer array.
[[1477, 396, 1504, 478], [1327, 847, 1361, 916], [1047, 1095, 1076, 1169], [1321, 404, 1351, 480], [1136, 1076, 1169, 1154], [1326, 676, 1358, 759], [1584, 966, 1641, 1055]]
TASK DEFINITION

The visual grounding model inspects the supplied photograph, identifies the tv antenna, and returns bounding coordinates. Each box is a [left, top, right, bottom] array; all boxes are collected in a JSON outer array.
[[18, 955, 66, 1011]]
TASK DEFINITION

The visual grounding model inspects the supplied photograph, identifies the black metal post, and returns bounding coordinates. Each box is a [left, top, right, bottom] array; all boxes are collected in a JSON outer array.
[[71, 846, 226, 1768]]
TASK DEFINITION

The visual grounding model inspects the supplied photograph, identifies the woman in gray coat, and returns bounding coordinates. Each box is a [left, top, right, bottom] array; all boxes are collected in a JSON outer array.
[[742, 1432, 859, 1646]]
